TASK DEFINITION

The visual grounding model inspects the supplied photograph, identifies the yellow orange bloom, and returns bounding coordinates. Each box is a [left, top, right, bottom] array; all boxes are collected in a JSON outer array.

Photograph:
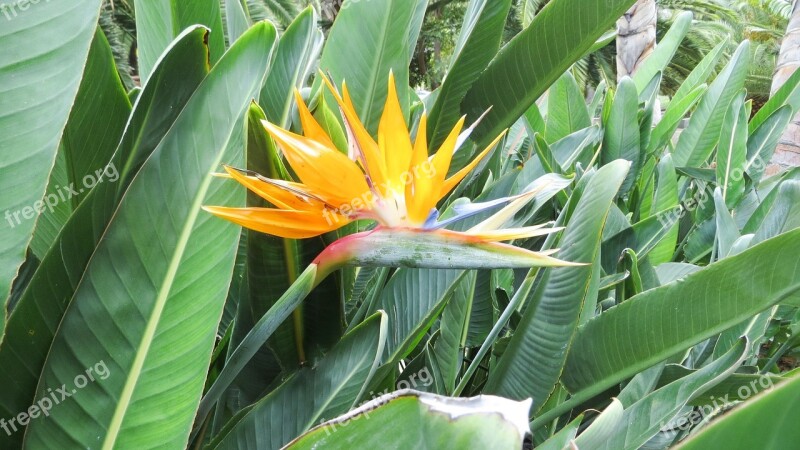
[[204, 73, 568, 253]]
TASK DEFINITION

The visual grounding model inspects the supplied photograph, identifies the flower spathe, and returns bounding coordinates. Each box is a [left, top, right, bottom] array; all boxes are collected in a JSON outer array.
[[204, 72, 577, 270]]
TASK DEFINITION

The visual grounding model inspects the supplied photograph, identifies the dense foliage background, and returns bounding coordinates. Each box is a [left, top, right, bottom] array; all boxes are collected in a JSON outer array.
[[2, 0, 800, 449]]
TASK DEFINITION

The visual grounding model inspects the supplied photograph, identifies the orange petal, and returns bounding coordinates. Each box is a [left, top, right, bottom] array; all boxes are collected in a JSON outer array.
[[294, 90, 337, 150], [202, 206, 349, 239], [406, 113, 430, 223], [263, 121, 370, 206], [378, 72, 413, 189], [408, 117, 465, 224], [320, 75, 387, 189], [438, 131, 506, 200], [222, 166, 324, 211]]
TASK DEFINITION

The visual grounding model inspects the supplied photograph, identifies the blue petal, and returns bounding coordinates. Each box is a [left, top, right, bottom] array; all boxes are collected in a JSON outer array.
[[423, 208, 440, 229]]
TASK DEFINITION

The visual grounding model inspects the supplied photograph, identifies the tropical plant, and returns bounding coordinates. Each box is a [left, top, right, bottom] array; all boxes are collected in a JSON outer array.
[[2, 1, 800, 450]]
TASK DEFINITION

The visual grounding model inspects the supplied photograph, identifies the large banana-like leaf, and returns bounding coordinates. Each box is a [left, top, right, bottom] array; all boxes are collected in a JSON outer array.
[[670, 39, 727, 107], [224, 0, 251, 44], [602, 77, 640, 194], [716, 92, 747, 208], [433, 272, 476, 393], [259, 7, 323, 128], [377, 269, 467, 361], [285, 391, 532, 449], [0, 0, 102, 320], [485, 161, 629, 409], [677, 372, 800, 449], [746, 106, 792, 182], [572, 399, 624, 448], [427, 0, 513, 150], [749, 61, 800, 134], [672, 41, 750, 168], [545, 71, 591, 144], [461, 0, 638, 148], [630, 11, 692, 92], [243, 103, 341, 370], [23, 24, 275, 449], [209, 312, 387, 449], [316, 0, 428, 134], [135, 0, 226, 82], [558, 228, 800, 420], [647, 84, 706, 154], [647, 154, 679, 265], [595, 338, 748, 450], [751, 181, 800, 247], [29, 28, 131, 259], [0, 28, 212, 449]]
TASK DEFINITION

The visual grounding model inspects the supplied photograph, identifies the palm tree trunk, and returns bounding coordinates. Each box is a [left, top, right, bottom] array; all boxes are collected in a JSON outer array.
[[616, 0, 657, 79], [770, 0, 800, 172], [319, 0, 343, 24]]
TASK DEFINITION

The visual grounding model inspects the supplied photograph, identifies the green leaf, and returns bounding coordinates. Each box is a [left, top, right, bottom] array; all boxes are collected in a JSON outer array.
[[244, 102, 343, 371], [594, 338, 748, 450], [135, 0, 225, 82], [713, 189, 740, 259], [462, 0, 638, 148], [434, 272, 477, 393], [29, 28, 131, 259], [224, 0, 251, 44], [573, 399, 624, 448], [751, 181, 800, 246], [427, 0, 513, 150], [648, 154, 679, 265], [209, 312, 388, 450], [197, 264, 319, 438], [550, 126, 603, 172], [316, 0, 427, 134], [742, 172, 800, 234], [749, 61, 800, 134], [536, 415, 583, 450], [0, 0, 102, 313], [519, 0, 539, 27], [716, 92, 747, 208], [313, 96, 349, 153], [0, 27, 213, 449], [260, 7, 323, 127], [671, 39, 727, 107], [285, 392, 532, 449], [654, 262, 701, 284], [746, 106, 792, 182], [23, 23, 275, 449], [484, 161, 630, 408], [631, 11, 692, 92], [648, 84, 706, 154], [561, 228, 800, 407], [672, 41, 750, 168], [377, 269, 466, 361], [546, 71, 591, 143], [602, 77, 640, 194], [676, 372, 800, 449], [242, 104, 301, 370]]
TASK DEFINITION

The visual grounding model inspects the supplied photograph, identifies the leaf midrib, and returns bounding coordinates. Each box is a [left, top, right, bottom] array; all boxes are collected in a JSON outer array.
[[101, 126, 237, 450]]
